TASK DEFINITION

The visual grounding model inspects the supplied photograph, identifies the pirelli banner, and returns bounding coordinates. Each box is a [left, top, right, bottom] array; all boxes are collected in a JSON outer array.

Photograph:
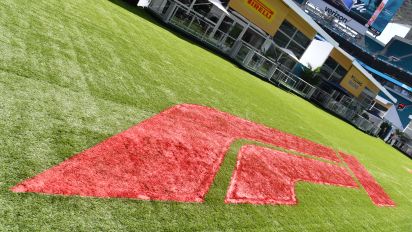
[[229, 0, 282, 35]]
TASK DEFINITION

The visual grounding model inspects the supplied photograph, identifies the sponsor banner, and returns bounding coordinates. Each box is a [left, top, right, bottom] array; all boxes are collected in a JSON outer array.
[[324, 0, 385, 25], [340, 74, 365, 97], [367, 0, 389, 26], [308, 0, 368, 34], [339, 65, 381, 97], [323, 0, 404, 35], [229, 0, 278, 35], [369, 0, 404, 35]]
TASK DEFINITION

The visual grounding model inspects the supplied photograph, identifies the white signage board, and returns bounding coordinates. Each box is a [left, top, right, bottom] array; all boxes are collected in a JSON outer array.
[[308, 0, 368, 35]]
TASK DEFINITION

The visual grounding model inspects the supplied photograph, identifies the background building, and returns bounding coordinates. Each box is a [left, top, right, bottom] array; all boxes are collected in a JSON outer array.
[[139, 0, 409, 137]]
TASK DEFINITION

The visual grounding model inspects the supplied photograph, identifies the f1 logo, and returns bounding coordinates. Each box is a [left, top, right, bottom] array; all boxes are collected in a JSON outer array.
[[12, 104, 395, 207]]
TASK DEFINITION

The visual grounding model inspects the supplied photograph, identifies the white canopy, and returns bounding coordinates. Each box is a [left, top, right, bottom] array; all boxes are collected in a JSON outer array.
[[375, 95, 392, 106], [137, 0, 150, 7], [278, 46, 299, 62], [208, 0, 229, 15]]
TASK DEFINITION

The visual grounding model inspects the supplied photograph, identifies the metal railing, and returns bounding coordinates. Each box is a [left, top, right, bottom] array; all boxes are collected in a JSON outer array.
[[351, 114, 380, 135], [165, 3, 239, 52], [269, 66, 317, 99], [310, 88, 380, 135], [235, 43, 276, 76], [367, 106, 387, 118], [232, 41, 316, 99], [312, 90, 357, 119]]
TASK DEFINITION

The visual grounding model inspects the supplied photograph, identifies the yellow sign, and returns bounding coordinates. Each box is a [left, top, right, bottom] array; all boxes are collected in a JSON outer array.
[[348, 76, 363, 90], [340, 66, 379, 97], [246, 0, 275, 20], [229, 0, 280, 35]]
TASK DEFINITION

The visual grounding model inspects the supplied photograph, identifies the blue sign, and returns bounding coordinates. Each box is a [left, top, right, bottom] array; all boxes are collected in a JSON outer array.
[[370, 1, 404, 34], [324, 0, 404, 34]]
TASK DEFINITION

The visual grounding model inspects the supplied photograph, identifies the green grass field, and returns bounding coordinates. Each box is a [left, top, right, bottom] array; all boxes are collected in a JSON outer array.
[[1, 0, 412, 231]]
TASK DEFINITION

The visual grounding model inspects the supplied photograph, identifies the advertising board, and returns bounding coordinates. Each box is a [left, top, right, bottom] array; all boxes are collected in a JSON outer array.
[[229, 0, 279, 35], [308, 0, 368, 34], [321, 0, 404, 35]]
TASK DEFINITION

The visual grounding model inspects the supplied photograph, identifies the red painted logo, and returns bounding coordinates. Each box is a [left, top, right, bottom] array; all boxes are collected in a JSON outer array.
[[11, 104, 395, 206], [247, 0, 274, 20]]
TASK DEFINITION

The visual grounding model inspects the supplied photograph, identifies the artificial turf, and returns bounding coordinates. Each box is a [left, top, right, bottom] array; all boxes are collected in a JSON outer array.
[[0, 0, 411, 231]]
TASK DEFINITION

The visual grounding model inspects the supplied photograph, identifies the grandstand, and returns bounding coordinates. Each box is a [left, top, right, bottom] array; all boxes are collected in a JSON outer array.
[[392, 0, 412, 29], [297, 0, 412, 151]]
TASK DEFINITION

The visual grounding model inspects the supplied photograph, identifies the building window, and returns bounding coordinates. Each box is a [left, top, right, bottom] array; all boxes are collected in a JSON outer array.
[[242, 28, 265, 49], [263, 42, 297, 70], [180, 0, 193, 7], [319, 57, 347, 82], [358, 88, 375, 109], [273, 20, 311, 59], [193, 0, 213, 15]]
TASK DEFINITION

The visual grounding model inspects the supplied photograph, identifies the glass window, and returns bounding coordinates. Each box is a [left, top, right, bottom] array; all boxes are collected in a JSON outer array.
[[242, 28, 264, 49], [273, 31, 289, 47], [358, 92, 374, 109], [281, 55, 297, 70], [319, 67, 332, 79], [218, 16, 234, 33], [161, 1, 171, 15], [264, 44, 278, 60], [278, 20, 296, 37], [228, 23, 243, 38], [273, 20, 311, 61], [219, 0, 229, 7], [180, 0, 192, 6], [320, 57, 347, 82], [252, 36, 265, 49], [294, 31, 311, 48], [193, 0, 212, 15], [335, 66, 347, 79], [324, 57, 338, 69], [330, 73, 342, 82], [374, 103, 388, 111], [320, 58, 335, 78], [287, 41, 305, 59]]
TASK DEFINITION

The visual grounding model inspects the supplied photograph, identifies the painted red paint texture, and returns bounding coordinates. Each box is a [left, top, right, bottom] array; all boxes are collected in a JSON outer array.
[[340, 152, 396, 207], [225, 145, 358, 205], [11, 104, 338, 202]]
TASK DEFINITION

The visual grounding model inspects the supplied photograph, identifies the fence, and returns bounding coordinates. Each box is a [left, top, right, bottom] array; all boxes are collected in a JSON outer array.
[[231, 41, 317, 99], [163, 3, 240, 53], [269, 67, 317, 99], [311, 88, 381, 135]]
